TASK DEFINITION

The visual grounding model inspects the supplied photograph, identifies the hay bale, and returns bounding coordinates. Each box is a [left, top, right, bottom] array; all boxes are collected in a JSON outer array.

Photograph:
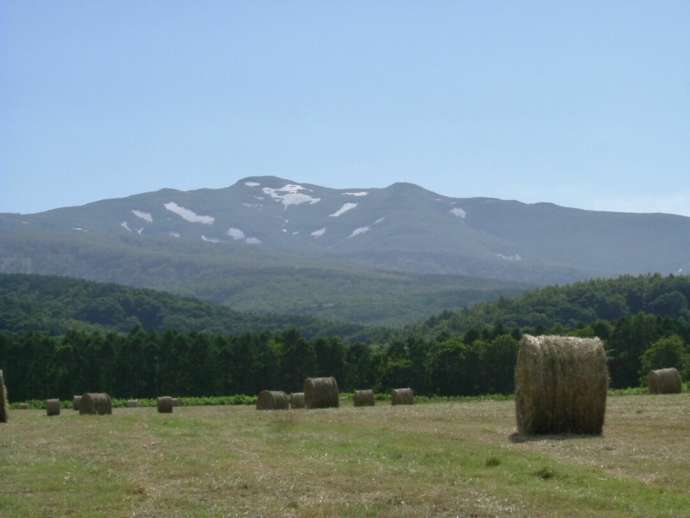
[[353, 389, 375, 407], [172, 397, 181, 407], [127, 399, 139, 408], [648, 368, 682, 394], [46, 399, 61, 416], [515, 335, 608, 435], [304, 377, 339, 409], [16, 403, 29, 410], [290, 392, 305, 409], [0, 369, 8, 423], [72, 395, 82, 411], [256, 390, 289, 410], [157, 396, 174, 413], [391, 388, 414, 405], [79, 393, 113, 415]]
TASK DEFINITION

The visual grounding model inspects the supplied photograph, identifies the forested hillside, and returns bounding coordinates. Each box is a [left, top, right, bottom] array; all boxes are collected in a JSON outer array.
[[0, 274, 371, 339]]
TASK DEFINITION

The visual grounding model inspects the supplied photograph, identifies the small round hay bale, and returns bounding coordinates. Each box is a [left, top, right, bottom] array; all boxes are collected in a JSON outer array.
[[304, 377, 339, 409], [256, 390, 289, 410], [157, 396, 174, 413], [0, 369, 8, 423], [172, 397, 181, 407], [79, 393, 113, 415], [72, 395, 82, 411], [515, 335, 608, 435], [127, 399, 139, 408], [391, 388, 414, 405], [648, 368, 682, 394], [46, 399, 61, 416], [290, 392, 305, 409], [353, 389, 375, 407], [16, 403, 29, 410]]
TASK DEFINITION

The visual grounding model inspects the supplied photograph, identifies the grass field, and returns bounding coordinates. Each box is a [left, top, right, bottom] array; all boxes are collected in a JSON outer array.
[[1, 394, 689, 517]]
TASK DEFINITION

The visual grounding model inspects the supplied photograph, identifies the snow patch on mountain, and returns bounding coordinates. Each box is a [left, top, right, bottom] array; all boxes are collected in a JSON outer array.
[[132, 210, 153, 223], [227, 227, 246, 240], [164, 202, 215, 224], [496, 253, 522, 262], [201, 235, 221, 244], [121, 221, 132, 232], [245, 237, 262, 245], [311, 227, 326, 238], [348, 226, 370, 238], [245, 181, 261, 187], [450, 207, 467, 218], [330, 202, 358, 218], [262, 184, 320, 208], [343, 192, 368, 197]]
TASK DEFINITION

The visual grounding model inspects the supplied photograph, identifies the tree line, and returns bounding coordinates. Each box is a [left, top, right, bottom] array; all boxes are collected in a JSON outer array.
[[2, 310, 688, 401]]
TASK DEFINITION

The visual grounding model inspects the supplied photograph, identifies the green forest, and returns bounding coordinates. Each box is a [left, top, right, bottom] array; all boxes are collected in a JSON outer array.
[[1, 273, 689, 401]]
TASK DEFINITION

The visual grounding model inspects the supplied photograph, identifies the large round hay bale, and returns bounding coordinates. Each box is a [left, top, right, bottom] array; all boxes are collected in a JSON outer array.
[[72, 395, 82, 411], [256, 390, 289, 410], [515, 335, 608, 435], [290, 392, 305, 409], [648, 368, 682, 394], [46, 399, 61, 416], [304, 377, 340, 409], [391, 388, 414, 405], [79, 393, 113, 415], [353, 389, 375, 407], [127, 399, 139, 408], [157, 396, 174, 413], [0, 369, 8, 424]]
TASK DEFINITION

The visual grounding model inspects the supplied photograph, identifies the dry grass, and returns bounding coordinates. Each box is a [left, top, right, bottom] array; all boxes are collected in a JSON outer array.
[[1, 395, 689, 517]]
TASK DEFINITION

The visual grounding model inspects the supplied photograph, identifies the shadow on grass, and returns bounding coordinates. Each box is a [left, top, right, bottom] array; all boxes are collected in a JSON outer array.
[[509, 431, 603, 443]]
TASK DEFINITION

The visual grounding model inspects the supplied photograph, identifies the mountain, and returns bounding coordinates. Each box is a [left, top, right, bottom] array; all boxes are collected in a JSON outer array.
[[2, 176, 689, 323], [0, 273, 374, 339]]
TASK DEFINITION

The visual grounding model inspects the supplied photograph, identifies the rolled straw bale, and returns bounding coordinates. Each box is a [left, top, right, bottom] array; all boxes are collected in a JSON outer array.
[[127, 400, 139, 408], [157, 396, 174, 413], [391, 388, 414, 406], [256, 390, 289, 410], [290, 392, 305, 409], [79, 393, 113, 415], [16, 403, 29, 410], [304, 377, 339, 409], [72, 395, 82, 411], [515, 335, 608, 435], [353, 389, 375, 407], [648, 368, 682, 394], [172, 397, 180, 407], [0, 369, 8, 423], [46, 399, 61, 416]]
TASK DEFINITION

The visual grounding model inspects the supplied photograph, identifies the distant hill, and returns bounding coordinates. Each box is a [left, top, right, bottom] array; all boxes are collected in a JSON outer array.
[[0, 273, 372, 339], [3, 176, 690, 323], [411, 274, 690, 338]]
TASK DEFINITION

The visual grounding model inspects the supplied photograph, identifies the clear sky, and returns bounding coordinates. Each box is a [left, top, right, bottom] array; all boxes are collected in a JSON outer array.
[[2, 1, 689, 215]]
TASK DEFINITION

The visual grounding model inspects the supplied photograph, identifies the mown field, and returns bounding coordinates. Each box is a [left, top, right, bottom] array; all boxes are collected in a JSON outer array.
[[1, 394, 689, 517]]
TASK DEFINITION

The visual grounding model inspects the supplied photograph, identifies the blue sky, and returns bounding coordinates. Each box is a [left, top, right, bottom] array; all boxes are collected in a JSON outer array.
[[2, 1, 689, 215]]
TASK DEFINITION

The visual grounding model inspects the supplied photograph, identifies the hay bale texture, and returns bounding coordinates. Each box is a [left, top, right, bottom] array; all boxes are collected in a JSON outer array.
[[127, 400, 139, 408], [391, 388, 414, 405], [648, 368, 682, 394], [46, 399, 61, 416], [72, 395, 82, 411], [157, 396, 174, 413], [290, 392, 305, 409], [0, 369, 8, 423], [515, 335, 608, 435], [79, 393, 113, 415], [353, 389, 375, 407], [256, 390, 289, 410], [304, 377, 339, 409]]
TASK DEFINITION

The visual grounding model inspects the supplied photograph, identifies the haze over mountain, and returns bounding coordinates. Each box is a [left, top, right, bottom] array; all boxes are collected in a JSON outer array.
[[2, 177, 689, 323]]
